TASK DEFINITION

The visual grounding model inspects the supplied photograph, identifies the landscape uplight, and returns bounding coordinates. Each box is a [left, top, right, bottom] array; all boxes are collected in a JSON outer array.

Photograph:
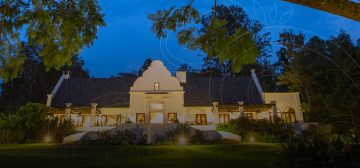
[[178, 136, 187, 145], [249, 136, 255, 143], [44, 135, 52, 143]]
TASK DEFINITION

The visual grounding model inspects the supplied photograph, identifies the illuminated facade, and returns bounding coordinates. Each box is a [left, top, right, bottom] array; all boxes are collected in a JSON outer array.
[[47, 60, 303, 128]]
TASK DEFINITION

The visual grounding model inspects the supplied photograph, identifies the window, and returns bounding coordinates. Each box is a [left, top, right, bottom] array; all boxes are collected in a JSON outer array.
[[282, 107, 296, 123], [219, 114, 230, 124], [136, 113, 145, 123], [149, 101, 164, 111], [196, 114, 207, 125], [244, 113, 254, 119], [154, 82, 160, 91], [168, 113, 177, 123]]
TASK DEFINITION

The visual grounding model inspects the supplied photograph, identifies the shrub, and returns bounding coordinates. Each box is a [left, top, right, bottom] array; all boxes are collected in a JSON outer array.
[[158, 124, 211, 144], [282, 125, 360, 167], [217, 117, 294, 142], [77, 129, 146, 146], [0, 103, 74, 143]]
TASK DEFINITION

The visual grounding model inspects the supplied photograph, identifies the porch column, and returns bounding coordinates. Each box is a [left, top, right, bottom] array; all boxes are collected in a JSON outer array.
[[212, 102, 219, 124], [163, 98, 169, 124], [65, 103, 72, 120], [91, 103, 97, 126], [271, 101, 278, 122], [238, 101, 245, 118]]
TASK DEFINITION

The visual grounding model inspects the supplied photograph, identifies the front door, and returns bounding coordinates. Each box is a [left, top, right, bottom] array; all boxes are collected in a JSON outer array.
[[196, 114, 207, 125], [219, 114, 230, 124], [150, 112, 163, 123]]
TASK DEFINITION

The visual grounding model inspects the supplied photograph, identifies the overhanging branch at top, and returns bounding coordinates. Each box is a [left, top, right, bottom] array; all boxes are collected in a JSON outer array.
[[282, 0, 360, 22]]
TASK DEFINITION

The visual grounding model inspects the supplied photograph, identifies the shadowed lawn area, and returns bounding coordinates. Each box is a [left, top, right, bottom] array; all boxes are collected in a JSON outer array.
[[0, 143, 285, 168]]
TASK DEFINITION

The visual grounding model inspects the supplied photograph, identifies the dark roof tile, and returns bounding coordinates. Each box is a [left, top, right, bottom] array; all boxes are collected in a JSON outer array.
[[51, 75, 263, 107]]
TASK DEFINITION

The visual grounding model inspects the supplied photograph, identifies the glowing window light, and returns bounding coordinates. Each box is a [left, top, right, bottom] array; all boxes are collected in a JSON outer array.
[[154, 82, 160, 91]]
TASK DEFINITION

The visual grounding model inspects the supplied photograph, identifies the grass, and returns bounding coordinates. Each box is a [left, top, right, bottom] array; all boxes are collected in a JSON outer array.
[[0, 143, 286, 168]]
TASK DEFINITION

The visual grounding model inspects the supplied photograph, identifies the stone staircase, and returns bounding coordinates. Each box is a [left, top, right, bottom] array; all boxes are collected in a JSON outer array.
[[63, 124, 241, 143]]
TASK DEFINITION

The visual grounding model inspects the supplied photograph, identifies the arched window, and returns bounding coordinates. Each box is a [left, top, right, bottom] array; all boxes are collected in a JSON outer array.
[[282, 107, 296, 123], [154, 82, 160, 91]]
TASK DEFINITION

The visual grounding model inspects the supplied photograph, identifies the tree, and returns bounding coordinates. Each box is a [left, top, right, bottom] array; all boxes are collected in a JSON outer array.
[[282, 0, 360, 22], [177, 63, 193, 72], [148, 2, 259, 73], [0, 0, 104, 80], [0, 103, 74, 143], [138, 58, 153, 76], [0, 44, 89, 113], [277, 30, 360, 130], [200, 5, 271, 75]]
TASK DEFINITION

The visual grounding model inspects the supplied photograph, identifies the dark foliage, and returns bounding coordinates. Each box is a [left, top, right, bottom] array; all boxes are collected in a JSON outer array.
[[217, 117, 294, 142], [282, 125, 360, 167], [0, 44, 89, 114], [0, 103, 74, 143]]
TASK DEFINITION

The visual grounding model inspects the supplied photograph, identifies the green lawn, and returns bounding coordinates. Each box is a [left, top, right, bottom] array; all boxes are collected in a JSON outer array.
[[0, 143, 286, 168]]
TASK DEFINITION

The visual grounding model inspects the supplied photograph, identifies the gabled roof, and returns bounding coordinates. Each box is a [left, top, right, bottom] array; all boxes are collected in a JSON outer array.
[[51, 75, 263, 108], [183, 76, 263, 106], [51, 77, 137, 108]]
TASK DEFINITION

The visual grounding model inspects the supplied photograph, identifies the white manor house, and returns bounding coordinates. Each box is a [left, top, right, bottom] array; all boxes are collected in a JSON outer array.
[[46, 60, 303, 128]]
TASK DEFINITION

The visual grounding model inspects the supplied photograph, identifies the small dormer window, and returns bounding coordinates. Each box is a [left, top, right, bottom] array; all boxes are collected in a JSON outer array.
[[154, 82, 160, 91]]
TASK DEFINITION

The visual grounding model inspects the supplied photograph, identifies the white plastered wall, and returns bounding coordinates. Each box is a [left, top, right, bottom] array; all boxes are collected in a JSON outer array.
[[184, 107, 214, 124], [98, 107, 130, 124], [129, 60, 185, 123], [263, 92, 303, 122]]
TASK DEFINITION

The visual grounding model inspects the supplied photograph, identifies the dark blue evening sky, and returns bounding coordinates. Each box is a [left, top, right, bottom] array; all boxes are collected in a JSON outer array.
[[81, 0, 360, 77]]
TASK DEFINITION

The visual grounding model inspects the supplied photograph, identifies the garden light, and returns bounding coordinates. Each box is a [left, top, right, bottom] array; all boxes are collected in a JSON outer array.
[[44, 135, 52, 143], [178, 136, 187, 145], [249, 136, 255, 143]]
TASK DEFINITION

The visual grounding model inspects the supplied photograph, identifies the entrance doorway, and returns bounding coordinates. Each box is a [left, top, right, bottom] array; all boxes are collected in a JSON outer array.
[[150, 112, 163, 123]]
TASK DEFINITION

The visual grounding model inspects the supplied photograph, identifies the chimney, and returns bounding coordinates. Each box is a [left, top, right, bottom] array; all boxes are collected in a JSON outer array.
[[250, 69, 264, 103], [64, 71, 70, 79], [176, 71, 186, 83], [46, 71, 69, 107]]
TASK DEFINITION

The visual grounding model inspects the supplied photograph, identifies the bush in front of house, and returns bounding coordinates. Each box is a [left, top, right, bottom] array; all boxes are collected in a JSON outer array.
[[281, 125, 360, 167], [100, 130, 146, 145], [156, 123, 220, 144], [0, 103, 74, 144], [217, 117, 294, 142]]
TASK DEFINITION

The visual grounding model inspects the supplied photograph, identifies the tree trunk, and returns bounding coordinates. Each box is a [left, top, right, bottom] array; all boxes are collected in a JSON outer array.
[[282, 0, 360, 22]]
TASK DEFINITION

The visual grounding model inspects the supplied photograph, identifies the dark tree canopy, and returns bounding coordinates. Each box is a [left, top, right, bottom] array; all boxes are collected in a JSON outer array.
[[276, 30, 360, 127], [283, 0, 360, 22], [148, 3, 259, 73], [0, 0, 104, 80], [0, 44, 89, 113]]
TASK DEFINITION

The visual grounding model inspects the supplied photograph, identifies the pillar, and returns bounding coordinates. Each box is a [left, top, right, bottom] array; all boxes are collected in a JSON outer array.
[[271, 101, 278, 122], [91, 103, 97, 126], [212, 102, 219, 124], [238, 101, 245, 118], [65, 103, 72, 120], [46, 94, 52, 107]]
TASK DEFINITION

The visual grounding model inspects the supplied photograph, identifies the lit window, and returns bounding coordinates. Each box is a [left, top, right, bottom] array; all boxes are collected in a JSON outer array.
[[149, 101, 164, 111], [281, 107, 296, 123], [136, 113, 145, 123], [168, 113, 177, 123], [219, 114, 230, 124], [154, 82, 160, 91]]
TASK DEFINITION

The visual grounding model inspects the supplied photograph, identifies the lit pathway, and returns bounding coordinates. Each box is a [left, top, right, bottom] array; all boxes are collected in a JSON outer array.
[[190, 125, 241, 142]]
